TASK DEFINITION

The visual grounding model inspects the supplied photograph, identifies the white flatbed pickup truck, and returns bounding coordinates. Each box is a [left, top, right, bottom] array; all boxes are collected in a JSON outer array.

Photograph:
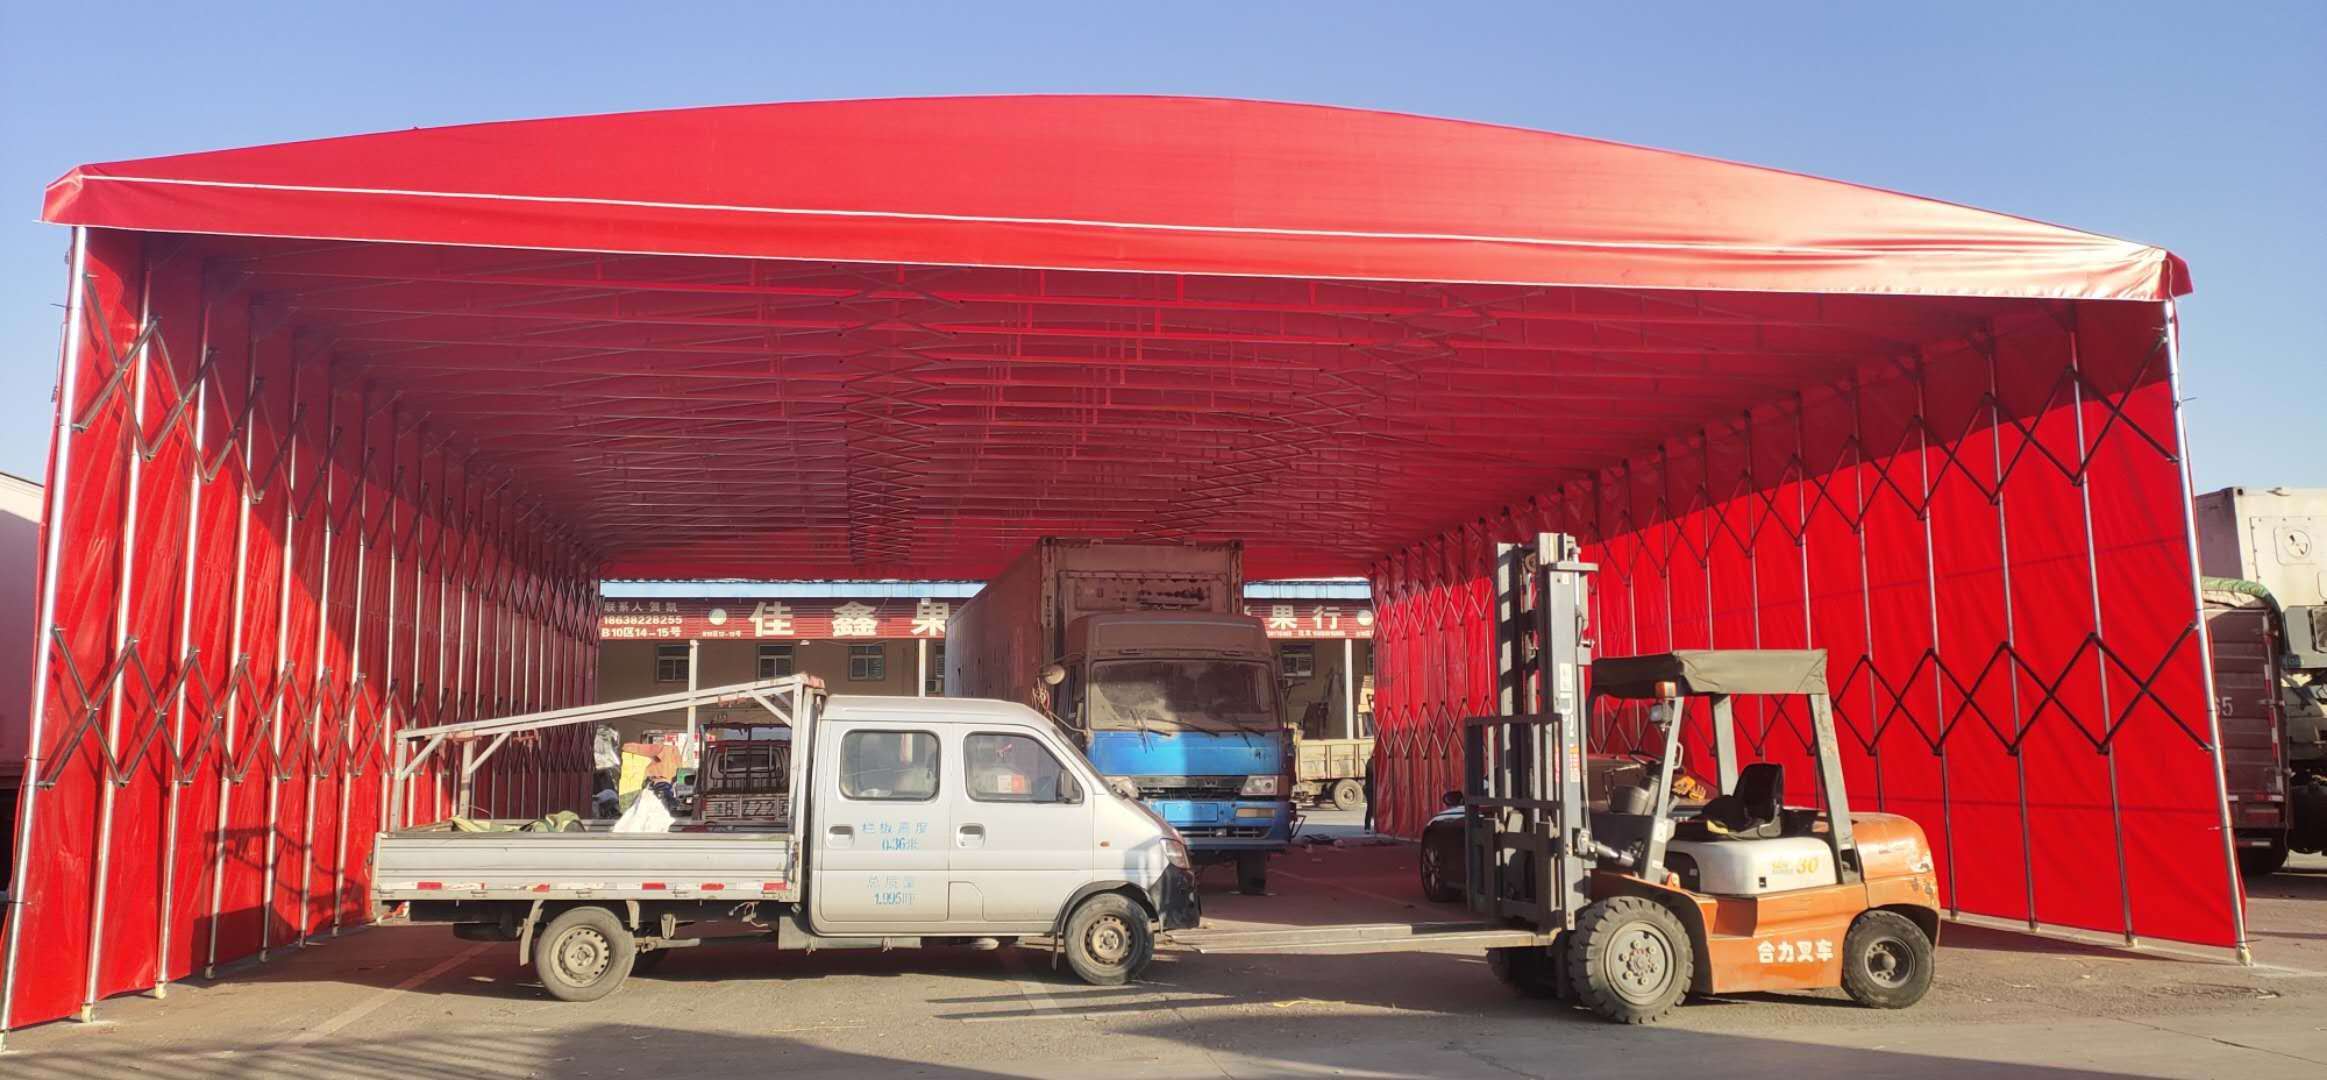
[[375, 677, 1200, 1000]]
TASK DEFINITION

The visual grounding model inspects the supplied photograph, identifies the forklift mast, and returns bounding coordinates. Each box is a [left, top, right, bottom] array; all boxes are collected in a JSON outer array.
[[1465, 533, 1596, 930]]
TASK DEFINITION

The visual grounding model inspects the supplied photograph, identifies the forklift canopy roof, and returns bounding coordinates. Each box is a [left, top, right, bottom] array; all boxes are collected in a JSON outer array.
[[1592, 650, 1830, 699]]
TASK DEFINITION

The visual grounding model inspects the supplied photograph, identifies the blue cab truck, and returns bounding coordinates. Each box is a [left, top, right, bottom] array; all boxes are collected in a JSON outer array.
[[946, 539, 1293, 894]]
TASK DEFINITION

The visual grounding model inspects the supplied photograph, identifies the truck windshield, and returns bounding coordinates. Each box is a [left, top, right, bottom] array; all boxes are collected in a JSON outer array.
[[1088, 660, 1278, 734]]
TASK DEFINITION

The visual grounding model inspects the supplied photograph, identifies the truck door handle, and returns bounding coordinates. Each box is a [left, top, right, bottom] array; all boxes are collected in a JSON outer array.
[[957, 823, 985, 848], [827, 824, 854, 848]]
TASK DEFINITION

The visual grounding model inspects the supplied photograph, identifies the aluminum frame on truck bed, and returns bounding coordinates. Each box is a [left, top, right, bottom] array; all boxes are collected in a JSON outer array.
[[377, 676, 819, 906]]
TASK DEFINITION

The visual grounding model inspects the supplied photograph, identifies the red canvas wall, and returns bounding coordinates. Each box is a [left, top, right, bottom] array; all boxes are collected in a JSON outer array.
[[1369, 300, 2241, 950], [0, 232, 601, 1032]]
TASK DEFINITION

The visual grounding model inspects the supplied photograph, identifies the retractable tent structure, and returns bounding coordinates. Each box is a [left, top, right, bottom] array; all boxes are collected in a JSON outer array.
[[6, 96, 2234, 1037]]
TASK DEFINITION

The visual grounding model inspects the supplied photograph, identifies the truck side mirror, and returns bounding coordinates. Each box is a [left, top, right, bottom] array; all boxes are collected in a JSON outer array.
[[1040, 663, 1067, 686], [1107, 777, 1141, 801]]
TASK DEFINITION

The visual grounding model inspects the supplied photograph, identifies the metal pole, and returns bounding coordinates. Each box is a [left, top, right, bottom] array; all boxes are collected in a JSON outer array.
[[1986, 336, 2040, 931], [917, 637, 928, 698], [205, 311, 260, 980], [1912, 359, 1959, 915], [332, 391, 368, 935], [260, 351, 301, 962], [81, 255, 155, 1021], [1850, 380, 1885, 811], [297, 372, 333, 945], [1342, 638, 1357, 740], [2163, 299, 2254, 964], [2067, 325, 2138, 947], [156, 296, 214, 996], [686, 637, 700, 748], [0, 228, 92, 1051]]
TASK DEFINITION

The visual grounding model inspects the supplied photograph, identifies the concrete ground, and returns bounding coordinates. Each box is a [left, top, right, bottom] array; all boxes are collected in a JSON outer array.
[[5, 811, 2323, 1078]]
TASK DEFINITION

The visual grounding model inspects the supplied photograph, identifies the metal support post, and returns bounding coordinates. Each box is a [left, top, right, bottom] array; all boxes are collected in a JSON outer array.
[[2067, 326, 2138, 946], [2164, 299, 2254, 965], [1710, 695, 1739, 792], [686, 637, 701, 747], [156, 297, 214, 996], [1342, 638, 1357, 740], [82, 256, 155, 1021], [1, 228, 91, 1050]]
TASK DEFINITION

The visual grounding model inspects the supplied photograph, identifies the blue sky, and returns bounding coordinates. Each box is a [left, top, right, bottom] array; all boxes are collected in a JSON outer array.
[[2, 1, 2320, 491]]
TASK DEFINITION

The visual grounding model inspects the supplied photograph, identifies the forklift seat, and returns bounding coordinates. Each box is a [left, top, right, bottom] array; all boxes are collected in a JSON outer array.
[[1697, 763, 1784, 840]]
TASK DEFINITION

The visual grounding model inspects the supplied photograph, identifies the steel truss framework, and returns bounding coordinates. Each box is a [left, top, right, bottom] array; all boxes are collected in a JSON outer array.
[[3, 128, 2233, 1035], [1, 231, 600, 1037], [149, 235, 2032, 579], [1368, 297, 2243, 959]]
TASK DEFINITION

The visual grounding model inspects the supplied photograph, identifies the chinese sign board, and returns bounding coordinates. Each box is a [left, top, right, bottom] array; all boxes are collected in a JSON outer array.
[[600, 598, 954, 641], [601, 596, 1374, 640]]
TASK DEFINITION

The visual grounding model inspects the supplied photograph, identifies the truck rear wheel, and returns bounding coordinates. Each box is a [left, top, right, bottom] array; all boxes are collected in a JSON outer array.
[[1565, 896, 1692, 1024], [2237, 839, 2289, 878], [1063, 893, 1153, 985], [1330, 779, 1365, 811], [533, 906, 635, 1002]]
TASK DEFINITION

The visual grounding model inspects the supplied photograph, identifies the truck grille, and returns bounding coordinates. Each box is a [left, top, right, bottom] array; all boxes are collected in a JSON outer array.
[[1135, 776, 1244, 800], [1179, 826, 1270, 839]]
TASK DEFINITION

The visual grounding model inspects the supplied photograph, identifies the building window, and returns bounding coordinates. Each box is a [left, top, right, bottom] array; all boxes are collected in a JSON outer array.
[[848, 643, 887, 682], [758, 644, 795, 679], [655, 643, 690, 683], [926, 643, 946, 696], [1279, 644, 1315, 679]]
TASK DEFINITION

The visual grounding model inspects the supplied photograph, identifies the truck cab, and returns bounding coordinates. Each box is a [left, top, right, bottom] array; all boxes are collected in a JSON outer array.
[[1052, 612, 1293, 892]]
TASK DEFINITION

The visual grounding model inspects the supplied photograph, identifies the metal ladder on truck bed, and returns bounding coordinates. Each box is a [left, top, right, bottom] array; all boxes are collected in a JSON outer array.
[[387, 674, 825, 826]]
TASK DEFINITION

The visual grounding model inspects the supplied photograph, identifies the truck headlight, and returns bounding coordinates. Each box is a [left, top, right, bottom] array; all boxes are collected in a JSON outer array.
[[1163, 837, 1192, 871], [1240, 775, 1282, 797]]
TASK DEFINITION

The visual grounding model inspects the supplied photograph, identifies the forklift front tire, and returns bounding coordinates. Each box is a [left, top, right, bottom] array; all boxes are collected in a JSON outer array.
[[533, 906, 636, 1002], [1486, 944, 1566, 999], [1565, 896, 1692, 1024], [1840, 910, 1933, 1009]]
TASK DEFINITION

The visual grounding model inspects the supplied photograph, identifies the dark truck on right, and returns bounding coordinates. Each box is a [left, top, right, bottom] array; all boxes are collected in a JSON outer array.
[[2196, 486, 2327, 875]]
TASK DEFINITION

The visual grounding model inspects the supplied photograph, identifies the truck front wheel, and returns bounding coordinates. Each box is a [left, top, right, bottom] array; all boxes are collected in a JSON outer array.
[[533, 906, 636, 1002], [1063, 893, 1154, 985], [1236, 853, 1268, 895]]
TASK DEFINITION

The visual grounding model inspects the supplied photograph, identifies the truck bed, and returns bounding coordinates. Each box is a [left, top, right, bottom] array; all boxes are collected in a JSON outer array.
[[374, 820, 797, 902]]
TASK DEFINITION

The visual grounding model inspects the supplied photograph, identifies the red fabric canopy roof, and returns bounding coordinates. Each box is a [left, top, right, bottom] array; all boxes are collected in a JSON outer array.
[[45, 95, 2187, 302]]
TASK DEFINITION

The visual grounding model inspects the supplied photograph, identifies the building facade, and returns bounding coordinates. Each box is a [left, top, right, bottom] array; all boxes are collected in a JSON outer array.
[[595, 587, 1372, 741]]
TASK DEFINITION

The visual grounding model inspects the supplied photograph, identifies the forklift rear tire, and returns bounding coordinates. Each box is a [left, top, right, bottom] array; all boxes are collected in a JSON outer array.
[[1330, 779, 1365, 812], [1236, 853, 1268, 895], [533, 906, 635, 1002], [1063, 893, 1154, 986], [1565, 896, 1692, 1024], [1840, 910, 1934, 1009]]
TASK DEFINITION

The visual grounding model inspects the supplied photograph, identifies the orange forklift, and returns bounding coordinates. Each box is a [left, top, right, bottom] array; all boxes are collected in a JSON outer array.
[[1465, 534, 1942, 1022]]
